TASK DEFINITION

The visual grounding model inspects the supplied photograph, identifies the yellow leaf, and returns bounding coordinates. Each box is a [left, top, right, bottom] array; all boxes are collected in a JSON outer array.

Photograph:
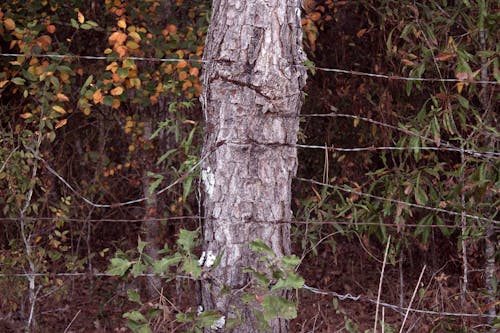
[[128, 144, 135, 152], [117, 18, 126, 29], [52, 105, 66, 114], [110, 86, 124, 96], [56, 93, 69, 102], [128, 31, 141, 42], [353, 117, 360, 127], [4, 18, 15, 30], [77, 11, 85, 24], [92, 89, 103, 104], [105, 61, 119, 72], [55, 118, 67, 129], [456, 82, 464, 94], [0, 80, 8, 88], [20, 112, 33, 119]]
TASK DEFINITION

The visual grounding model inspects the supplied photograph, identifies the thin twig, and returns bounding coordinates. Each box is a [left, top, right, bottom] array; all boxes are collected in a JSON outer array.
[[399, 265, 427, 333], [374, 235, 391, 333], [63, 309, 81, 333]]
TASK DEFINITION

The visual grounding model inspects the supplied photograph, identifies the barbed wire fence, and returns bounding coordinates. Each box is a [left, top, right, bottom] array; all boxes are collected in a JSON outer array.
[[1, 51, 499, 329]]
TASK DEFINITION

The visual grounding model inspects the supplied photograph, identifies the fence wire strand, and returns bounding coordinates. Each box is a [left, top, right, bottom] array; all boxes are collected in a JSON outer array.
[[1, 52, 499, 85], [0, 271, 494, 319]]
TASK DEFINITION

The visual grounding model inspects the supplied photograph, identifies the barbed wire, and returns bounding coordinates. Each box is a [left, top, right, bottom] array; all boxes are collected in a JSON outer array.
[[302, 285, 497, 319], [24, 141, 223, 208], [0, 270, 494, 319], [295, 143, 500, 158], [1, 52, 499, 85], [2, 216, 498, 231], [302, 111, 500, 160], [13, 143, 499, 226], [296, 177, 499, 224]]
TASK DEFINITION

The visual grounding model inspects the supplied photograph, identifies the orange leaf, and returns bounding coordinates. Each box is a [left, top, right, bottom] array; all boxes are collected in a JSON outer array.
[[178, 71, 188, 81], [117, 18, 126, 29], [310, 12, 322, 21], [166, 24, 177, 34], [435, 52, 456, 61], [182, 80, 193, 91], [356, 28, 367, 38], [108, 31, 127, 46], [189, 67, 199, 77], [112, 99, 120, 109], [55, 118, 67, 129], [4, 18, 15, 30], [77, 11, 85, 24], [114, 45, 127, 57], [176, 60, 188, 69], [46, 24, 56, 34], [110, 86, 124, 96], [0, 80, 8, 88], [93, 89, 103, 104], [52, 105, 66, 114], [20, 112, 33, 119]]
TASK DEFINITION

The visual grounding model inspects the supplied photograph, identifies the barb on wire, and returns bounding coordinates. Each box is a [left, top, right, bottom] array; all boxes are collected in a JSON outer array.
[[1, 271, 494, 319], [1, 52, 499, 85], [303, 284, 497, 318], [296, 177, 499, 224]]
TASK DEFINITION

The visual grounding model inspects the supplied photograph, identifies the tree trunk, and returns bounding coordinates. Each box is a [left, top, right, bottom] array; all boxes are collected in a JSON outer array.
[[200, 0, 307, 331]]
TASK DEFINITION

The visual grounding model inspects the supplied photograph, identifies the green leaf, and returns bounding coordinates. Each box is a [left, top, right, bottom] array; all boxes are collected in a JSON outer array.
[[131, 263, 147, 277], [182, 175, 193, 202], [281, 255, 301, 271], [80, 75, 93, 94], [11, 77, 25, 85], [271, 272, 305, 291], [127, 289, 142, 305], [80, 23, 92, 30], [249, 239, 275, 257], [107, 258, 132, 276], [243, 267, 270, 287], [70, 18, 79, 29], [123, 311, 147, 323], [456, 95, 469, 109], [414, 174, 428, 205], [182, 257, 202, 278], [148, 175, 164, 195], [197, 310, 222, 328], [152, 253, 183, 275], [137, 240, 148, 254], [177, 229, 199, 252], [261, 295, 297, 321]]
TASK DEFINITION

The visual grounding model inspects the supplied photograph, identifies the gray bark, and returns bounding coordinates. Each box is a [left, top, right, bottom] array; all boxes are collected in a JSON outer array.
[[200, 0, 307, 332]]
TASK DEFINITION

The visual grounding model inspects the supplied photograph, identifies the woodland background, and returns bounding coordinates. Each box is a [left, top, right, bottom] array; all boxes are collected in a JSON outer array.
[[0, 0, 498, 332]]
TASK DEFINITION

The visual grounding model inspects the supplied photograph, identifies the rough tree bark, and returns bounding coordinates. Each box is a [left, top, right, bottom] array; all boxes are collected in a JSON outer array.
[[200, 0, 307, 331]]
